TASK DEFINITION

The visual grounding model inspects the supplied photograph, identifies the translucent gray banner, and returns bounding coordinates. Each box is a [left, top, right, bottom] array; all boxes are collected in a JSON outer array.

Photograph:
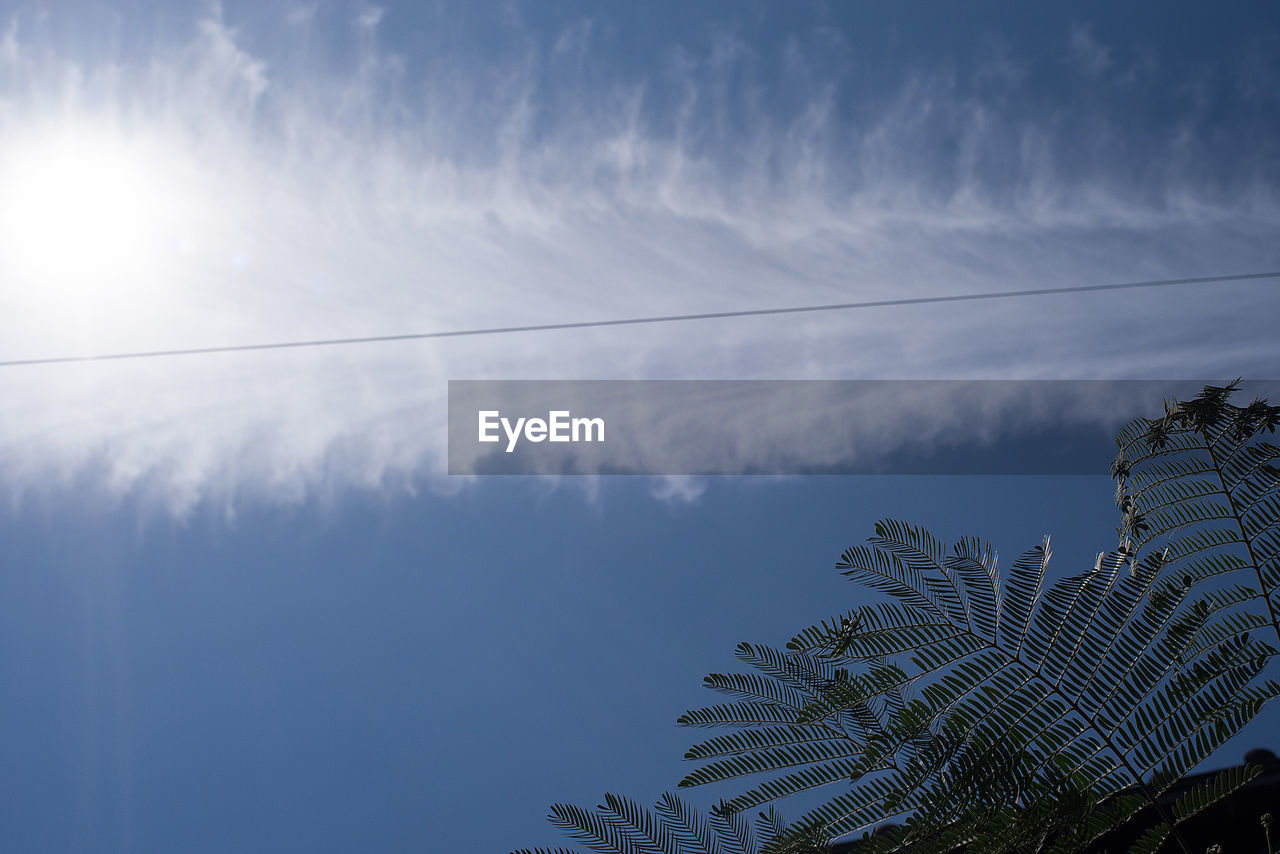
[[447, 380, 1279, 476]]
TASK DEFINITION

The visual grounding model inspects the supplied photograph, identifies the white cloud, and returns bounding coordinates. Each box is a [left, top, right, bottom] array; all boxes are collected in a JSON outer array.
[[286, 5, 319, 28], [0, 7, 1276, 516], [1069, 24, 1111, 75], [0, 19, 18, 67], [650, 476, 706, 505], [357, 7, 385, 31]]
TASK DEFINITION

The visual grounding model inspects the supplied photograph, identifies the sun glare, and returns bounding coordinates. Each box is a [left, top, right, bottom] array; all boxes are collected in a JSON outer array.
[[0, 121, 186, 300]]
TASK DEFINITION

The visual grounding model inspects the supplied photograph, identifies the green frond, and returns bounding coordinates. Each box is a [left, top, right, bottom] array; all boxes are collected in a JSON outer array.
[[711, 757, 882, 816], [796, 664, 910, 726], [1116, 382, 1280, 651], [1170, 763, 1261, 824], [998, 537, 1051, 655], [916, 649, 1012, 715], [682, 506, 1277, 854], [677, 702, 803, 728], [678, 741, 864, 789], [655, 793, 723, 854], [867, 520, 969, 627], [733, 643, 832, 691], [701, 672, 811, 710], [906, 631, 991, 674], [946, 536, 1001, 641], [546, 801, 654, 854], [789, 604, 966, 661], [684, 727, 850, 762], [786, 612, 861, 654], [785, 770, 920, 841], [525, 792, 782, 854], [600, 792, 685, 854], [1122, 819, 1171, 854], [1057, 791, 1149, 852], [756, 805, 787, 844], [836, 543, 947, 618], [708, 807, 755, 854], [1035, 566, 1120, 689], [1125, 650, 1267, 770], [529, 385, 1280, 854], [1147, 694, 1269, 791], [1022, 568, 1106, 673]]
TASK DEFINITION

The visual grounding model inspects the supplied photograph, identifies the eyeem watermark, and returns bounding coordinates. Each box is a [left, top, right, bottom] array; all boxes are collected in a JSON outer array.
[[478, 410, 605, 453], [449, 379, 1280, 475]]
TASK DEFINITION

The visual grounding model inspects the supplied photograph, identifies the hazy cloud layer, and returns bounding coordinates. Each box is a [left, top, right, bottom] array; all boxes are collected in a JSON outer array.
[[0, 6, 1277, 514]]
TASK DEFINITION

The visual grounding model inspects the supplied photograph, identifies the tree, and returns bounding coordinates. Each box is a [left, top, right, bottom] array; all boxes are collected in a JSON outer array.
[[512, 793, 828, 854], [517, 382, 1280, 854]]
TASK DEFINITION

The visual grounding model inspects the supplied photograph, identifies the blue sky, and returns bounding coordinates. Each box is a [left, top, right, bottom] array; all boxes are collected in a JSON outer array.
[[0, 2, 1278, 852], [0, 476, 1143, 852]]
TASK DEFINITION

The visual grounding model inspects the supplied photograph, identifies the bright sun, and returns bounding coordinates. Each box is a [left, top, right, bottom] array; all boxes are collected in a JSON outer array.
[[0, 120, 184, 299]]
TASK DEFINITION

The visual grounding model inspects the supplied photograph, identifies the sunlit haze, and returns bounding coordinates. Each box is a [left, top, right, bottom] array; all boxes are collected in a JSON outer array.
[[0, 5, 1277, 853]]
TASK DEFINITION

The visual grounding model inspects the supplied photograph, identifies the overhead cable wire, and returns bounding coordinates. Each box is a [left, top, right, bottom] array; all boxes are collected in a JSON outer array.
[[0, 270, 1276, 368]]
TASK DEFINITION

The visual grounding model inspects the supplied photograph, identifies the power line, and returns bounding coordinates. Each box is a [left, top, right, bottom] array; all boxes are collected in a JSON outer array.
[[1, 270, 1276, 368]]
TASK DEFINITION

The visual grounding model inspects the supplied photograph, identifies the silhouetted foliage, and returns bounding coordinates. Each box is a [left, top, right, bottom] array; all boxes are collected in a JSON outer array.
[[518, 383, 1280, 854]]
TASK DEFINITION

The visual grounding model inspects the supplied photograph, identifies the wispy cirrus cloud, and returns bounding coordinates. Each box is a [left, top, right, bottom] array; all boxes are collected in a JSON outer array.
[[0, 4, 1276, 515]]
